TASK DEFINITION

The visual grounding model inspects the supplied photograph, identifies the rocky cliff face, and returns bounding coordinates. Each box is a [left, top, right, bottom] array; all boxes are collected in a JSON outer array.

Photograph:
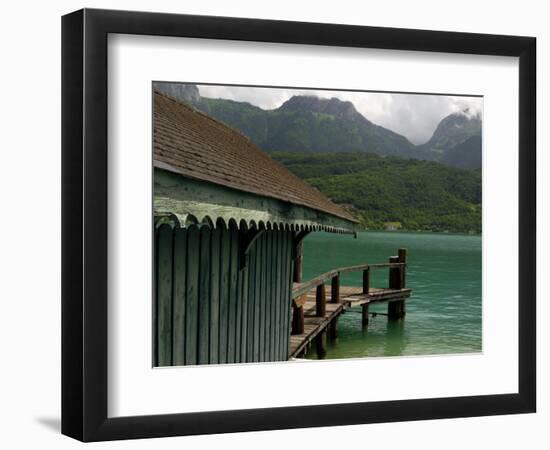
[[421, 111, 482, 153], [153, 82, 201, 106], [277, 95, 370, 123], [417, 110, 482, 168]]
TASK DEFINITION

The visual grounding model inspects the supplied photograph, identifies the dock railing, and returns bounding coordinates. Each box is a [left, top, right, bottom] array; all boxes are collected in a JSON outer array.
[[291, 248, 408, 334]]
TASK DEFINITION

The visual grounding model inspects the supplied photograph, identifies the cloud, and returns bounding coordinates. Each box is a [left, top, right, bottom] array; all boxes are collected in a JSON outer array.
[[197, 84, 482, 145]]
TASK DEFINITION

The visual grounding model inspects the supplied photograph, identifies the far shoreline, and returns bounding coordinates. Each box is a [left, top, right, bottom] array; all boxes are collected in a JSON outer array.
[[356, 229, 482, 237]]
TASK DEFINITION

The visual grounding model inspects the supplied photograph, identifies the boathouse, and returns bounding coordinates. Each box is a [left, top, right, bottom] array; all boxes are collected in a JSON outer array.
[[153, 90, 360, 366]]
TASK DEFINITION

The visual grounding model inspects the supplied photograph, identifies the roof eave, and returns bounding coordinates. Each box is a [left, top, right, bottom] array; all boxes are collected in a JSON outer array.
[[154, 168, 357, 234]]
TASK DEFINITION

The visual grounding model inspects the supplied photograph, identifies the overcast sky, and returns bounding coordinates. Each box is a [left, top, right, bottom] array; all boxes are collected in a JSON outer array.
[[197, 85, 483, 145]]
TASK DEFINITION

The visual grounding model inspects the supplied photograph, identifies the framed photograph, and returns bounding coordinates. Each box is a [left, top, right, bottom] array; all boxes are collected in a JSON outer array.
[[61, 8, 536, 441]]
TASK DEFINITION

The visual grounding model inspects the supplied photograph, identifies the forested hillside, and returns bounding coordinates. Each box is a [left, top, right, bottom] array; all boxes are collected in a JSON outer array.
[[272, 152, 482, 233]]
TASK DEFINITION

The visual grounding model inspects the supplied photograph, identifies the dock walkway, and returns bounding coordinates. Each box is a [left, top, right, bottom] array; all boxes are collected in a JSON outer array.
[[289, 248, 412, 359], [289, 285, 412, 358]]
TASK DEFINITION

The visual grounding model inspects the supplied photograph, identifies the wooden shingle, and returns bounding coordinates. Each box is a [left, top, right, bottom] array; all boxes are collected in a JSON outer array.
[[154, 90, 357, 224]]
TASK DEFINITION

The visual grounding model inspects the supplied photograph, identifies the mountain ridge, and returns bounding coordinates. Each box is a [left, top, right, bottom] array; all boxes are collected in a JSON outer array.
[[153, 82, 481, 169]]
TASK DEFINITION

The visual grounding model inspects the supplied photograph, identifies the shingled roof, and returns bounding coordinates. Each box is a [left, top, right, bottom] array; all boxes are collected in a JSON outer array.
[[153, 90, 357, 224]]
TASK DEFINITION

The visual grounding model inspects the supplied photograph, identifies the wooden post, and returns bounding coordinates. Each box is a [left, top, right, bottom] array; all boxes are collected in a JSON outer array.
[[331, 275, 340, 303], [388, 255, 401, 289], [388, 253, 406, 320], [328, 316, 339, 340], [362, 304, 369, 327], [293, 240, 303, 283], [316, 330, 327, 358], [316, 284, 326, 317], [291, 305, 304, 335], [398, 248, 407, 288], [362, 267, 370, 294]]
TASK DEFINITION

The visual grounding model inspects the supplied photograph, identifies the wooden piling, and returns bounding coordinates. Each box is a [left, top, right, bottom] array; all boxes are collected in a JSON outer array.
[[388, 300, 405, 319], [388, 252, 406, 320], [328, 316, 338, 340], [316, 284, 326, 317], [292, 305, 304, 335], [398, 248, 407, 288], [316, 329, 327, 359], [389, 255, 401, 289], [362, 268, 370, 294], [331, 275, 340, 303], [362, 303, 369, 327]]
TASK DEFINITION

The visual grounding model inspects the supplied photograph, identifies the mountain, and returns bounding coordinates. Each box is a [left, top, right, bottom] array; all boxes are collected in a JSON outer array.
[[198, 95, 428, 158], [421, 110, 481, 153], [440, 135, 482, 170], [418, 111, 482, 168], [154, 83, 481, 169], [153, 82, 201, 106], [272, 152, 482, 233]]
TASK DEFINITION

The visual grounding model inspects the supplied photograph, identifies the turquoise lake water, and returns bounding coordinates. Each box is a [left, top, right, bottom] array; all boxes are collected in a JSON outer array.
[[301, 231, 482, 359]]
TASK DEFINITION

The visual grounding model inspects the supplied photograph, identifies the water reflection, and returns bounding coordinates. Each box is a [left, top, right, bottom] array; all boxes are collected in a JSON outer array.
[[384, 319, 406, 356]]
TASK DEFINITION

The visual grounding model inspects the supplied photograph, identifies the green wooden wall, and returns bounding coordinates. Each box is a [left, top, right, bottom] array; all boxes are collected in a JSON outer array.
[[155, 224, 295, 366]]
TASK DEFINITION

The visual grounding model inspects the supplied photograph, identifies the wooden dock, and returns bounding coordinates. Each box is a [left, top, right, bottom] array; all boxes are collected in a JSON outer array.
[[289, 248, 412, 359]]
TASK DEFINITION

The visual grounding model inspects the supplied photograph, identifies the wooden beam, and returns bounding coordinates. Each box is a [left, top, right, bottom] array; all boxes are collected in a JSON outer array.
[[238, 228, 264, 270], [292, 230, 310, 283]]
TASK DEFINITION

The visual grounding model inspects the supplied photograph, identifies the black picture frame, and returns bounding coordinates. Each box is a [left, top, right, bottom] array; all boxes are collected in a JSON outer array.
[[62, 8, 536, 442]]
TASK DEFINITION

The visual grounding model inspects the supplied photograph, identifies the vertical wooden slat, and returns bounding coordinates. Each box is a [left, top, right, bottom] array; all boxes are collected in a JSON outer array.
[[153, 226, 158, 367], [247, 240, 257, 362], [227, 227, 239, 362], [252, 233, 262, 362], [185, 225, 200, 365], [265, 230, 278, 361], [172, 228, 187, 366], [240, 260, 249, 363], [156, 224, 173, 366], [293, 238, 303, 283], [209, 227, 221, 364], [198, 227, 211, 364], [265, 231, 273, 362], [235, 237, 243, 363], [284, 231, 294, 360], [273, 231, 281, 361], [258, 233, 267, 362], [277, 231, 285, 360], [286, 232, 293, 359], [218, 227, 230, 364]]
